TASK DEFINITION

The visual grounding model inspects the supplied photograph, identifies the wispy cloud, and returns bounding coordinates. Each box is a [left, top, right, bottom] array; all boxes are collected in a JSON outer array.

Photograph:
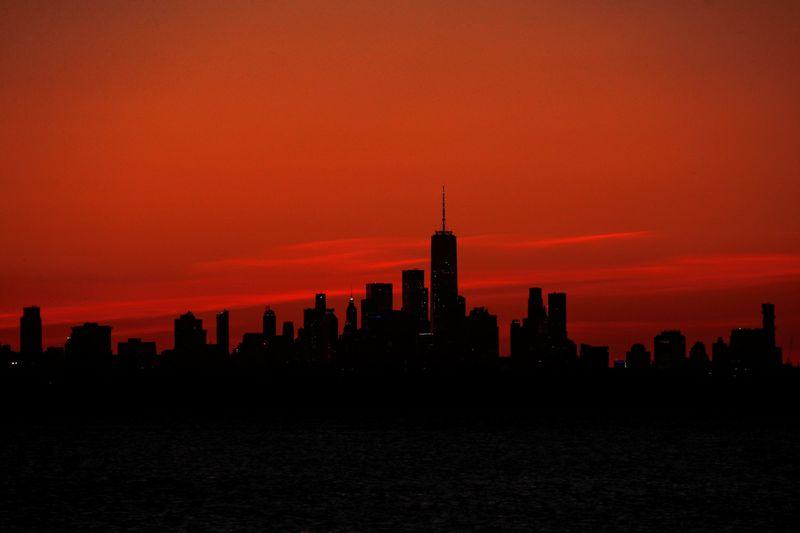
[[512, 231, 652, 248], [460, 253, 800, 297], [193, 251, 364, 271], [462, 231, 652, 250]]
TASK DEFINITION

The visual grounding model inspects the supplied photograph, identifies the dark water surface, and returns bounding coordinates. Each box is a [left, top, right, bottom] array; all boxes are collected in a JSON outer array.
[[2, 410, 799, 531]]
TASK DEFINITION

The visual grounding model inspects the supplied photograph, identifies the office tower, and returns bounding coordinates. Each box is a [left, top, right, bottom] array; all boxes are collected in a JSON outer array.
[[688, 341, 709, 371], [302, 294, 337, 359], [547, 292, 567, 341], [466, 307, 499, 361], [282, 321, 295, 342], [762, 303, 776, 349], [20, 306, 43, 355], [510, 320, 524, 359], [118, 338, 158, 368], [527, 288, 546, 332], [65, 322, 112, 360], [727, 304, 782, 371], [625, 343, 651, 369], [216, 309, 230, 355], [344, 296, 358, 335], [653, 330, 686, 370], [402, 269, 428, 322], [262, 306, 277, 340], [711, 337, 729, 371], [580, 344, 609, 370], [174, 311, 207, 353], [315, 293, 326, 313], [366, 283, 393, 316], [431, 188, 458, 336]]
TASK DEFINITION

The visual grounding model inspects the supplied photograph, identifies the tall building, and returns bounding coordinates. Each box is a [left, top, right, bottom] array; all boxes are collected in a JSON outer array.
[[65, 322, 112, 360], [262, 306, 277, 340], [282, 321, 295, 342], [653, 330, 686, 370], [547, 293, 567, 341], [726, 304, 782, 372], [366, 283, 393, 316], [315, 293, 326, 313], [344, 295, 358, 335], [118, 338, 157, 369], [580, 344, 609, 370], [302, 294, 338, 359], [625, 343, 651, 369], [402, 269, 428, 325], [431, 188, 458, 336], [20, 306, 42, 355], [174, 311, 207, 353], [361, 283, 393, 331], [527, 288, 546, 332], [688, 341, 709, 371], [216, 310, 230, 355], [762, 303, 776, 350], [466, 307, 499, 362]]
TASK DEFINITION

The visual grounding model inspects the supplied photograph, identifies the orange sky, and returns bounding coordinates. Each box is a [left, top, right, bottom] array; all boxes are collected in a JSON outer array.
[[1, 1, 799, 361]]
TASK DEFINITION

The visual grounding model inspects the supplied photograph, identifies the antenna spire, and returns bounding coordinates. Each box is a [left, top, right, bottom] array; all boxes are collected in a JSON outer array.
[[441, 186, 446, 232]]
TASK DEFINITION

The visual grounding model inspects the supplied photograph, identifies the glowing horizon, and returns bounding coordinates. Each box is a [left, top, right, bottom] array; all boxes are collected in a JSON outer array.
[[1, 1, 799, 361]]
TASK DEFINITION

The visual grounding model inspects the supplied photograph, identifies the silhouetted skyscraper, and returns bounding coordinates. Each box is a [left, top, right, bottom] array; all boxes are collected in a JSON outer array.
[[118, 338, 157, 369], [20, 306, 42, 356], [712, 336, 730, 371], [626, 343, 651, 369], [431, 189, 458, 336], [282, 321, 295, 342], [653, 330, 686, 370], [262, 306, 277, 340], [302, 294, 338, 360], [315, 293, 326, 313], [726, 304, 782, 372], [688, 341, 709, 372], [547, 292, 567, 341], [366, 283, 393, 316], [466, 307, 499, 363], [762, 303, 776, 349], [174, 311, 207, 353], [527, 288, 546, 331], [510, 319, 524, 359], [344, 295, 358, 335], [580, 344, 609, 370], [216, 309, 230, 355], [402, 269, 429, 328], [65, 322, 112, 360]]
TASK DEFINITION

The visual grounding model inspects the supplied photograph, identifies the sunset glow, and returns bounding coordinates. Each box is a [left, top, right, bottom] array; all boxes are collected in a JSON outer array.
[[1, 1, 798, 361]]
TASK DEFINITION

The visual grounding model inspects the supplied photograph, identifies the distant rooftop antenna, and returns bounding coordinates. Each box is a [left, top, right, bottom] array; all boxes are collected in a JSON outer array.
[[441, 186, 446, 232]]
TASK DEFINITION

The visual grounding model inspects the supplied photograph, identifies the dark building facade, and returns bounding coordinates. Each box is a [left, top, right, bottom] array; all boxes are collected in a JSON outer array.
[[466, 307, 499, 365], [547, 292, 567, 342], [20, 306, 43, 356], [402, 269, 429, 331], [282, 321, 295, 342], [626, 343, 651, 369], [262, 307, 277, 340], [580, 343, 609, 370], [118, 338, 158, 370], [65, 322, 112, 361], [174, 311, 207, 353], [344, 296, 358, 336], [216, 309, 230, 355], [431, 190, 459, 337], [653, 330, 686, 370]]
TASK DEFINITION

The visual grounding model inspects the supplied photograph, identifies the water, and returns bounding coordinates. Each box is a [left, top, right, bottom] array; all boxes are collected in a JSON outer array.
[[2, 413, 799, 531]]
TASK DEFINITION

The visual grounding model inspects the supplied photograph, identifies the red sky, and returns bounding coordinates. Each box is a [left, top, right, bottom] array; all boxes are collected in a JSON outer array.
[[1, 1, 799, 361]]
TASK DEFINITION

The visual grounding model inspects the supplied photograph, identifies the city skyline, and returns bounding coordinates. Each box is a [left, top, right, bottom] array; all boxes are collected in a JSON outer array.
[[1, 192, 790, 369], [1, 2, 799, 362]]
